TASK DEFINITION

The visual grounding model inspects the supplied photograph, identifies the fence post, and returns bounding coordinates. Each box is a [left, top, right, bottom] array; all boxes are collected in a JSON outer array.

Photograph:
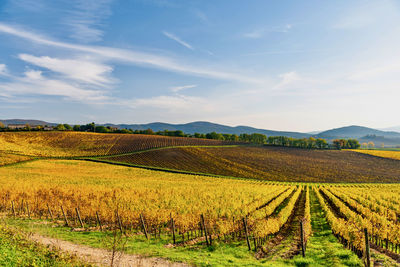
[[26, 202, 31, 219], [300, 220, 305, 257], [47, 203, 53, 220], [11, 201, 16, 217], [140, 214, 149, 240], [75, 207, 84, 228], [96, 211, 103, 231], [242, 217, 251, 251], [201, 214, 209, 246], [61, 206, 69, 227], [171, 217, 176, 244], [364, 228, 371, 267]]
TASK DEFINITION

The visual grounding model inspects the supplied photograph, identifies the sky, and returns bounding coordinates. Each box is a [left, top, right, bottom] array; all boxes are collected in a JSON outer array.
[[0, 0, 399, 132]]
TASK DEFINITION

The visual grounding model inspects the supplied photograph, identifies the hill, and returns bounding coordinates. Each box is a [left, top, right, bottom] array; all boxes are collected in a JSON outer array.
[[317, 125, 400, 139], [0, 131, 230, 157], [0, 119, 57, 126], [105, 121, 310, 138], [104, 146, 400, 183]]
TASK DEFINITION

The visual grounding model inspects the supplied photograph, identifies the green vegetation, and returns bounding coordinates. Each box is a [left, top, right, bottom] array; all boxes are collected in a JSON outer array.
[[0, 222, 87, 267]]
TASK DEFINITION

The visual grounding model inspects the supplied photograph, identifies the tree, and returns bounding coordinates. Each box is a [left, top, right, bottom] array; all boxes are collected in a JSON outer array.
[[368, 141, 375, 149], [73, 125, 81, 131], [0, 122, 4, 128], [55, 124, 66, 131], [63, 124, 72, 130], [95, 125, 109, 133]]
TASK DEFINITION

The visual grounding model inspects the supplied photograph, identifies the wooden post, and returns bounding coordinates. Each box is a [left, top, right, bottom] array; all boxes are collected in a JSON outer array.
[[171, 217, 176, 244], [116, 210, 123, 233], [201, 214, 209, 246], [47, 203, 53, 220], [20, 199, 24, 215], [364, 228, 371, 267], [300, 220, 306, 257], [242, 217, 251, 251], [75, 207, 84, 228], [11, 201, 16, 217], [96, 211, 103, 231], [26, 202, 31, 219], [61, 206, 69, 227], [140, 214, 149, 240]]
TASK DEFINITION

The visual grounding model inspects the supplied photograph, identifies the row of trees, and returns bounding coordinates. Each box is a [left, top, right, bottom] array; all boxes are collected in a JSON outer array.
[[1, 122, 360, 149], [332, 139, 361, 149]]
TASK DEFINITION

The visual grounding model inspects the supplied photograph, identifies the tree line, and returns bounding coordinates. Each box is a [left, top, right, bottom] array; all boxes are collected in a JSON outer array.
[[0, 122, 360, 149]]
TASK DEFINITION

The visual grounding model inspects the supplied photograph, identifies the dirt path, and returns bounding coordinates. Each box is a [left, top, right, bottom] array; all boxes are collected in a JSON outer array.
[[258, 189, 305, 259], [29, 233, 191, 267]]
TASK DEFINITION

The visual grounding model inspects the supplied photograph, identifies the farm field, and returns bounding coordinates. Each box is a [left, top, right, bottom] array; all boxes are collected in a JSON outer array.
[[0, 131, 230, 157], [104, 146, 400, 183], [352, 149, 400, 161], [0, 132, 399, 266], [0, 158, 400, 266], [0, 152, 32, 166]]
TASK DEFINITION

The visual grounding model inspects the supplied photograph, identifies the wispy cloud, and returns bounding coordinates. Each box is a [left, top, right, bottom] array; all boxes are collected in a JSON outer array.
[[131, 94, 209, 112], [62, 0, 114, 42], [0, 69, 109, 102], [0, 23, 262, 83], [163, 31, 194, 50], [18, 54, 115, 86], [243, 24, 292, 39], [0, 64, 7, 76], [170, 84, 197, 93], [194, 10, 208, 23]]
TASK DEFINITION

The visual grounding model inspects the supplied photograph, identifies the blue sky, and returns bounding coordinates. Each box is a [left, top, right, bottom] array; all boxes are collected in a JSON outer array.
[[0, 0, 399, 132]]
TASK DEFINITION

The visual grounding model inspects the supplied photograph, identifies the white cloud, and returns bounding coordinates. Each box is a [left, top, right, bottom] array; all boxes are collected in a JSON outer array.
[[0, 70, 108, 102], [62, 0, 114, 43], [18, 54, 114, 86], [0, 64, 7, 76], [0, 23, 263, 84], [170, 84, 197, 93], [276, 71, 301, 88], [24, 70, 43, 80], [243, 24, 292, 39], [132, 94, 206, 110], [163, 31, 194, 50]]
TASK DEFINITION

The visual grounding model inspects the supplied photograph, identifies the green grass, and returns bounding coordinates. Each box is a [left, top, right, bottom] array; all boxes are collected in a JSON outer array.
[[290, 190, 363, 267], [3, 217, 304, 267], [0, 222, 88, 267]]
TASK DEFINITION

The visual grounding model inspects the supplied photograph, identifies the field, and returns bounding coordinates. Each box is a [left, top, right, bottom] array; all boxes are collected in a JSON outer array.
[[352, 149, 400, 161], [0, 131, 400, 266], [0, 131, 230, 157], [0, 152, 32, 166], [104, 146, 400, 183]]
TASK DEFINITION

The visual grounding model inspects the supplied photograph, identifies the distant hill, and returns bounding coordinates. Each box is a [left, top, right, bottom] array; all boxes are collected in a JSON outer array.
[[0, 119, 57, 126], [316, 125, 400, 139], [105, 121, 311, 139], [380, 126, 400, 133], [2, 119, 400, 146]]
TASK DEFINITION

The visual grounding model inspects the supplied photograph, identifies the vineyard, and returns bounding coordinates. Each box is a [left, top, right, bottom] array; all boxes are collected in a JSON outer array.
[[0, 132, 399, 266], [0, 159, 399, 266], [0, 131, 231, 157], [104, 146, 400, 183], [352, 149, 400, 161]]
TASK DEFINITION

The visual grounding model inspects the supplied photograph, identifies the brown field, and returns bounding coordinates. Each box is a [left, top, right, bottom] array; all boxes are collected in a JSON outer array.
[[0, 131, 230, 157], [105, 146, 400, 183]]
